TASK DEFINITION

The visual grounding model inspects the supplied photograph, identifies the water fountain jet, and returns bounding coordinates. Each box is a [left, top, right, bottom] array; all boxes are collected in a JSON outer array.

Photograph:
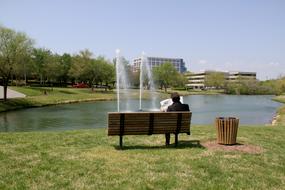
[[116, 50, 159, 112]]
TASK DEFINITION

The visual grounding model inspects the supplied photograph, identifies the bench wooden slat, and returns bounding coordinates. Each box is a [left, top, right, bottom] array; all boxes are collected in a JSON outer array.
[[107, 112, 192, 147], [108, 127, 191, 132], [108, 122, 190, 127]]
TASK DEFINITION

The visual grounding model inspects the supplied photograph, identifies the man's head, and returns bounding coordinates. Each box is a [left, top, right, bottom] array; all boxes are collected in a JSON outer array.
[[171, 92, 180, 103]]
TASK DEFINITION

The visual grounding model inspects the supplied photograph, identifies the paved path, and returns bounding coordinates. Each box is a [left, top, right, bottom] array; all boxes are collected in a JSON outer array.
[[0, 86, 26, 99]]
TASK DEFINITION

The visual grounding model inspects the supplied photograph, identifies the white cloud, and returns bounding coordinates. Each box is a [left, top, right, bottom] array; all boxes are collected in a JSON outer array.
[[269, 62, 280, 66], [198, 59, 207, 64]]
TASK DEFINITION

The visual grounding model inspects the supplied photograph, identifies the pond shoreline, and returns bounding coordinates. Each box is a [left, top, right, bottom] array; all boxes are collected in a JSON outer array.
[[271, 96, 285, 125], [1, 87, 284, 126], [0, 97, 116, 113], [0, 90, 278, 113], [1, 94, 283, 132]]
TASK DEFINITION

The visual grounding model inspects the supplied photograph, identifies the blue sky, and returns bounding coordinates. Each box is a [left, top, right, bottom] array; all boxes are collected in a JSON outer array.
[[1, 0, 284, 80]]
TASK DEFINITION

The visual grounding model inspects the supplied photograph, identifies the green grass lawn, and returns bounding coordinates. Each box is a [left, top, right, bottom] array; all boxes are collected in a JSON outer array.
[[1, 88, 285, 189], [273, 96, 285, 125], [0, 87, 117, 112], [0, 125, 284, 189], [1, 87, 171, 112], [0, 87, 227, 113]]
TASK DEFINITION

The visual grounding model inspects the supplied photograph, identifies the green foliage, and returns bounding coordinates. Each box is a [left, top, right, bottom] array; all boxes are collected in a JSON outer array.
[[225, 78, 285, 95], [172, 74, 188, 88], [153, 62, 179, 92], [204, 72, 226, 89], [98, 57, 115, 88], [69, 51, 115, 90], [260, 77, 285, 95], [31, 48, 54, 84], [129, 71, 140, 88], [68, 50, 92, 82], [0, 25, 34, 100], [57, 53, 72, 84], [114, 56, 138, 88], [45, 54, 65, 84]]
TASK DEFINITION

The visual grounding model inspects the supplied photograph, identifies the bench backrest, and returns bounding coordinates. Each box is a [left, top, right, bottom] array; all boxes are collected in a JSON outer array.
[[108, 112, 192, 136]]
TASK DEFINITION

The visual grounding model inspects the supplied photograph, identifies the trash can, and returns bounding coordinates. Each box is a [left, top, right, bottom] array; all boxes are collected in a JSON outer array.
[[215, 117, 239, 145]]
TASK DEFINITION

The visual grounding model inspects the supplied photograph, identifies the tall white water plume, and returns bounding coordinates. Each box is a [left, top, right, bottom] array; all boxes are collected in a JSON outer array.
[[139, 52, 158, 111], [115, 49, 130, 112], [115, 49, 120, 112], [139, 52, 144, 111], [144, 57, 157, 110]]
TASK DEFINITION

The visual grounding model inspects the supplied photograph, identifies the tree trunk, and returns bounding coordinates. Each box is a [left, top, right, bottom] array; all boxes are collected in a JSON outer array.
[[164, 86, 167, 92], [3, 85, 7, 101], [105, 82, 108, 91], [3, 79, 9, 101], [91, 81, 94, 92]]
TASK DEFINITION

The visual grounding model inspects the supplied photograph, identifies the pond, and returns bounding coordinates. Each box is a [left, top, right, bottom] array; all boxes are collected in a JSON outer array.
[[0, 95, 282, 132]]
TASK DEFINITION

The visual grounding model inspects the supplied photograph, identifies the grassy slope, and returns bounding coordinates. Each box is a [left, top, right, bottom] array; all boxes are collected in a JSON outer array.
[[0, 125, 284, 189], [0, 87, 117, 112], [272, 96, 285, 125], [0, 87, 224, 112]]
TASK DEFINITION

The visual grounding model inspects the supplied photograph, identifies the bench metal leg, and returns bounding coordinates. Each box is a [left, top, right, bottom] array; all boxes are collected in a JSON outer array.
[[119, 136, 123, 149], [165, 133, 170, 146], [175, 133, 178, 147]]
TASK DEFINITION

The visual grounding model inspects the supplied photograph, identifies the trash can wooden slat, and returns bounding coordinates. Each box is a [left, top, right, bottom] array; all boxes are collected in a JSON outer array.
[[215, 117, 239, 145]]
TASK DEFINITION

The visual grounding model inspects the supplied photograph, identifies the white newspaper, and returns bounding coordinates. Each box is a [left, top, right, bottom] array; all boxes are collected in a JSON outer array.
[[160, 96, 183, 112]]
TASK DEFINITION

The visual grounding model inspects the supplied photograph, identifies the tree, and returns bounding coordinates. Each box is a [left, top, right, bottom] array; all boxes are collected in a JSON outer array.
[[153, 62, 179, 92], [59, 53, 72, 85], [0, 26, 33, 100], [44, 54, 64, 88], [68, 49, 93, 83], [69, 50, 115, 91], [31, 48, 53, 85], [204, 72, 226, 89], [129, 71, 140, 88], [12, 53, 32, 86], [99, 58, 115, 90], [85, 58, 103, 91], [173, 74, 188, 88], [259, 76, 285, 95], [85, 56, 115, 91]]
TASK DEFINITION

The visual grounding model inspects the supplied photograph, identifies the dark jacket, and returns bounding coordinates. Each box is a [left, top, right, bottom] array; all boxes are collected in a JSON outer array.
[[167, 102, 190, 112]]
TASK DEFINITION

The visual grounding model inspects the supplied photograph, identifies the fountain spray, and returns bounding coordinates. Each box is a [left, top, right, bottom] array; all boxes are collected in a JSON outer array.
[[139, 51, 145, 111], [115, 49, 120, 112]]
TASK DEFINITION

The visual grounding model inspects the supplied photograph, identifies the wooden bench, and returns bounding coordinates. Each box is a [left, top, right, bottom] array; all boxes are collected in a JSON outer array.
[[108, 111, 192, 148]]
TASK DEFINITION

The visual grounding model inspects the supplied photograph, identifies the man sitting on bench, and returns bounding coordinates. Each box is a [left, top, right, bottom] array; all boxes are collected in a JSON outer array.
[[165, 92, 190, 145]]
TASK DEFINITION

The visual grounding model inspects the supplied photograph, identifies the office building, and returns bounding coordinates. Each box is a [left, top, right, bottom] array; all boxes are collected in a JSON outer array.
[[132, 56, 187, 73], [185, 70, 256, 89]]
